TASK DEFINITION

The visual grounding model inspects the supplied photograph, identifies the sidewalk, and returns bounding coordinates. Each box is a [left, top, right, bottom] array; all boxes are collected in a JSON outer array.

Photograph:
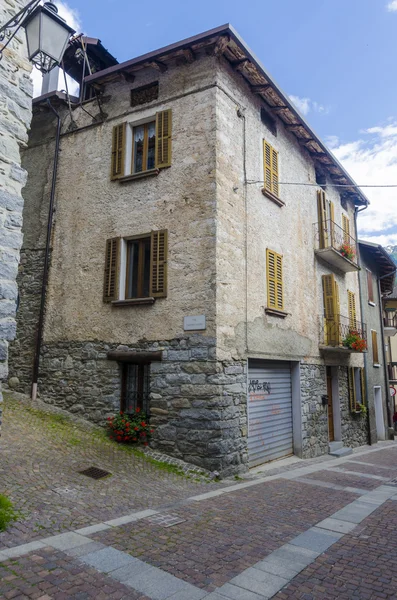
[[2, 392, 397, 599]]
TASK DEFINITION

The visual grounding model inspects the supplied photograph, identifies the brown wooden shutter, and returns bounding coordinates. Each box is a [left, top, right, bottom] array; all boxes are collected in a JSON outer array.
[[266, 249, 283, 310], [329, 201, 335, 246], [263, 141, 279, 197], [342, 214, 350, 244], [322, 274, 340, 345], [150, 230, 168, 298], [155, 109, 172, 168], [317, 190, 328, 249], [372, 330, 379, 364], [348, 367, 357, 412], [103, 237, 120, 302], [348, 291, 357, 330], [360, 367, 366, 405], [111, 123, 126, 180], [367, 270, 374, 303]]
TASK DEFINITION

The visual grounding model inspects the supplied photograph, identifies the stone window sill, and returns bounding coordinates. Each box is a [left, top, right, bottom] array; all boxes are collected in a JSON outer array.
[[265, 307, 288, 318], [112, 297, 155, 307], [373, 363, 381, 368], [261, 188, 285, 207], [118, 169, 159, 183], [368, 301, 376, 307]]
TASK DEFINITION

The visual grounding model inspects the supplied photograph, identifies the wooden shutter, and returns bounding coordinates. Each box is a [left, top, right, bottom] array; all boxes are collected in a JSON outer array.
[[342, 214, 350, 244], [367, 270, 374, 303], [263, 141, 279, 197], [317, 190, 328, 249], [150, 229, 168, 298], [103, 237, 120, 302], [266, 249, 283, 311], [322, 274, 339, 345], [372, 330, 379, 364], [348, 367, 357, 412], [348, 291, 357, 329], [329, 201, 335, 246], [360, 367, 366, 405], [155, 109, 172, 168], [111, 123, 126, 180]]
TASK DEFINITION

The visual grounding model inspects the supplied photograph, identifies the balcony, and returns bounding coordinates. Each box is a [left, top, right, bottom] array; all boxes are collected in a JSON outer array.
[[314, 220, 359, 273], [384, 313, 397, 337], [320, 314, 367, 353]]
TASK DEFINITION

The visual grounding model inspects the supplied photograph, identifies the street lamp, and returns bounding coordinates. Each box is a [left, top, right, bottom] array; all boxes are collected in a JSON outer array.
[[0, 0, 75, 73]]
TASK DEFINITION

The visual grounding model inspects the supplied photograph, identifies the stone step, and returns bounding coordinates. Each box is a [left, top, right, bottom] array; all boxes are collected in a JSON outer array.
[[329, 447, 353, 458], [328, 441, 344, 452]]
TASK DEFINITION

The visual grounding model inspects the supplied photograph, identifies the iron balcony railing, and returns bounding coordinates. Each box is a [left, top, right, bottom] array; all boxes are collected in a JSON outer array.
[[314, 219, 358, 264], [384, 314, 397, 329], [322, 313, 367, 351]]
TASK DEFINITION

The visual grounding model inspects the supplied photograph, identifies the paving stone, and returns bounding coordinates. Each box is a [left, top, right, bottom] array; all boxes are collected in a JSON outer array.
[[289, 527, 342, 553], [74, 523, 112, 535], [315, 517, 357, 534], [0, 540, 46, 558], [331, 501, 378, 523], [105, 509, 158, 526], [123, 566, 191, 599], [43, 532, 91, 550], [271, 543, 320, 566], [111, 559, 156, 582], [254, 555, 307, 579], [167, 588, 208, 599], [217, 582, 269, 599], [80, 547, 137, 572], [64, 541, 107, 557], [230, 568, 288, 598]]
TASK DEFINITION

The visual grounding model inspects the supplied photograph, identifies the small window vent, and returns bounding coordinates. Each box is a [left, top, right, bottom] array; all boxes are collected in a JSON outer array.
[[260, 107, 277, 137], [131, 82, 159, 107], [315, 167, 327, 188]]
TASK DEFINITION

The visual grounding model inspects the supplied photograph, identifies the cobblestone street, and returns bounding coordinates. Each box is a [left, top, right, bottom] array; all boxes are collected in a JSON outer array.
[[3, 393, 397, 599]]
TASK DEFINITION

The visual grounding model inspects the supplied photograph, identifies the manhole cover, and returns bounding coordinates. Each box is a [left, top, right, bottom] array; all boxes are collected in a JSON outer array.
[[79, 467, 111, 480], [146, 513, 186, 528]]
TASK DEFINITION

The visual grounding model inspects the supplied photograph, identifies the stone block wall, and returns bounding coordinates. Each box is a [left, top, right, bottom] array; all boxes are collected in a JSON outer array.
[[0, 0, 32, 431], [22, 335, 248, 475], [300, 363, 328, 458], [339, 366, 368, 448]]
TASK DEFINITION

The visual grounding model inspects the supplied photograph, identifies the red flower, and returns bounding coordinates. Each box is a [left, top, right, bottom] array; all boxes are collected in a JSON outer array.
[[136, 407, 141, 413], [141, 422, 146, 427], [144, 442, 148, 446], [150, 429, 154, 433], [116, 435, 122, 441], [134, 427, 139, 431]]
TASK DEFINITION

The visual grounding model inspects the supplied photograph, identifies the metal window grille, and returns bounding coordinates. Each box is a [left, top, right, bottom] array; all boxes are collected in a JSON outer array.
[[122, 363, 150, 416]]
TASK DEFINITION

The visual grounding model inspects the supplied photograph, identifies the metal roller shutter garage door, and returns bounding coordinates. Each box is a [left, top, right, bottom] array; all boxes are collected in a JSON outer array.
[[248, 360, 293, 467]]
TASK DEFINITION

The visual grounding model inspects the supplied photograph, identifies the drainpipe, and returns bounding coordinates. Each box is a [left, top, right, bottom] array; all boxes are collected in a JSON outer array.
[[355, 204, 371, 444], [31, 100, 61, 401], [377, 275, 393, 430]]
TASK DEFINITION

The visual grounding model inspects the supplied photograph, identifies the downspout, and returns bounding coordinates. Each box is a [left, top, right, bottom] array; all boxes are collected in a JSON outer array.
[[355, 203, 371, 443], [31, 100, 61, 401], [377, 275, 393, 430]]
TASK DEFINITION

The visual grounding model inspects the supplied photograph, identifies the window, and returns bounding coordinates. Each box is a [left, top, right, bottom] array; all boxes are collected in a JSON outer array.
[[367, 270, 374, 304], [121, 363, 150, 414], [103, 230, 168, 303], [348, 291, 357, 329], [260, 108, 277, 136], [342, 214, 350, 244], [322, 274, 341, 346], [372, 330, 379, 364], [348, 367, 365, 412], [110, 109, 172, 180], [262, 140, 281, 204], [317, 190, 335, 249], [130, 82, 159, 107], [266, 249, 284, 312]]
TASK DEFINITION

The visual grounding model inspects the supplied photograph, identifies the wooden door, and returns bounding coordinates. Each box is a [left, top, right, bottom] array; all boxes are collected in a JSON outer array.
[[327, 367, 334, 441]]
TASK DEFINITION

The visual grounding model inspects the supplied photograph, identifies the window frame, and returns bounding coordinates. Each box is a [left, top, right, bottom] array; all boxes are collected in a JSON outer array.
[[371, 329, 380, 365], [124, 235, 151, 300], [130, 120, 156, 175], [121, 363, 150, 415], [366, 269, 375, 305]]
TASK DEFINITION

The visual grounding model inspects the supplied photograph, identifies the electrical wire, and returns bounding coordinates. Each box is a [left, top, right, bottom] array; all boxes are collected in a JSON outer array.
[[246, 181, 397, 188]]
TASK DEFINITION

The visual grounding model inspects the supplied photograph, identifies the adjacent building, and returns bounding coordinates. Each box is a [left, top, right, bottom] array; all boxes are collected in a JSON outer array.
[[358, 241, 396, 442], [0, 1, 33, 432], [10, 25, 373, 474], [384, 285, 397, 414]]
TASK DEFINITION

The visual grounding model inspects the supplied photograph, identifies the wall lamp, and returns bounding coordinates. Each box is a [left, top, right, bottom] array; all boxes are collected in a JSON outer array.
[[0, 0, 75, 73]]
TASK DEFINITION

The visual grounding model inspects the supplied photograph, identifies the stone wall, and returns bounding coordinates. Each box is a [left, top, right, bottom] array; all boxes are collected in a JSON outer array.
[[0, 0, 32, 431], [300, 363, 328, 458], [339, 366, 368, 448], [21, 335, 248, 475]]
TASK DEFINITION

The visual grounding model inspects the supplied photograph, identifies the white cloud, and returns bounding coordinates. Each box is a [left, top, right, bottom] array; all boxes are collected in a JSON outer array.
[[329, 122, 397, 245], [32, 1, 82, 98], [387, 0, 397, 11], [289, 95, 330, 117]]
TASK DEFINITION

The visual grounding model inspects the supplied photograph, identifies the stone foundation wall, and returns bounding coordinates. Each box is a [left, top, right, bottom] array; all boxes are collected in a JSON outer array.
[[339, 366, 368, 448], [300, 363, 328, 458], [14, 336, 248, 475]]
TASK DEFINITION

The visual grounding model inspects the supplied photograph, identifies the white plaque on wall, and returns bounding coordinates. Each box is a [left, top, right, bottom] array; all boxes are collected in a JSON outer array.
[[184, 315, 206, 331]]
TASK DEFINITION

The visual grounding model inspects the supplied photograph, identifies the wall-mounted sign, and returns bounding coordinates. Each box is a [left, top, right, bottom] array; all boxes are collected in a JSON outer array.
[[184, 315, 206, 331], [390, 387, 396, 397]]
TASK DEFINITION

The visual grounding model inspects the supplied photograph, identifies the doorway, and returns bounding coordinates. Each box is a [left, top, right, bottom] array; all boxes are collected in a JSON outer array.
[[326, 366, 334, 441], [374, 387, 386, 441]]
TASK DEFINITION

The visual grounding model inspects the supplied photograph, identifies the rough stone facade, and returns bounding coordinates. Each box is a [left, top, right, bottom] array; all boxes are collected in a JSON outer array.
[[0, 0, 32, 430], [300, 364, 328, 458], [9, 27, 369, 473], [339, 366, 368, 448]]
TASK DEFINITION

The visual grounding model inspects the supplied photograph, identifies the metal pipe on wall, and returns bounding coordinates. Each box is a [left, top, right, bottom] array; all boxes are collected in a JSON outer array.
[[31, 99, 61, 401]]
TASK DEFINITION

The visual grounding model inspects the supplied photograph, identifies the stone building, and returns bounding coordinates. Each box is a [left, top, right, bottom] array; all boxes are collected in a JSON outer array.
[[0, 0, 32, 431], [10, 25, 372, 474], [358, 241, 396, 443], [384, 285, 397, 412]]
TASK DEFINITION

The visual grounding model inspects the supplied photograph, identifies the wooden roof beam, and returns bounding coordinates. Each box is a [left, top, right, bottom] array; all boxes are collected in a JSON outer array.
[[206, 35, 230, 56], [146, 60, 167, 73], [251, 84, 271, 93]]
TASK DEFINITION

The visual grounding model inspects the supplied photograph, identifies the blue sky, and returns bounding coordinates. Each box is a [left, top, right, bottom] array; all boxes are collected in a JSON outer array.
[[50, 0, 397, 246]]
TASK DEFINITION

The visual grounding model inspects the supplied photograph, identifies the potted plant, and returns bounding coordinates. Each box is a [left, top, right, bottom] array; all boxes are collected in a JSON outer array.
[[342, 330, 367, 352], [352, 403, 367, 416], [339, 242, 356, 261], [106, 410, 154, 446]]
